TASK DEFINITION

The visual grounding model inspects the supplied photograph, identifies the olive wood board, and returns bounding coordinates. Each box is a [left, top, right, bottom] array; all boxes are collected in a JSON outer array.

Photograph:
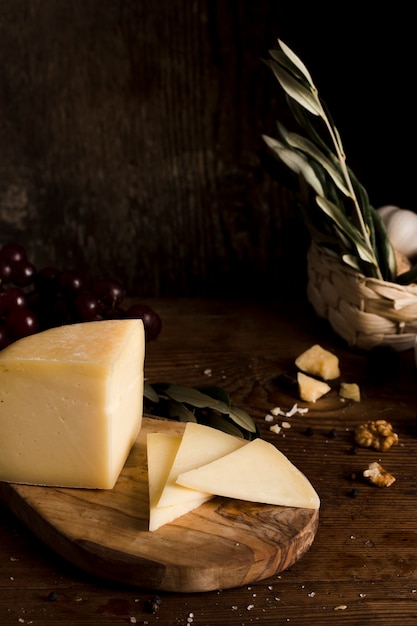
[[0, 417, 319, 593]]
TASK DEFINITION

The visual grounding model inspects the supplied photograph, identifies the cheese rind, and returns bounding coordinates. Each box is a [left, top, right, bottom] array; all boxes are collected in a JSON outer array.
[[176, 438, 320, 510], [156, 422, 246, 508], [147, 433, 211, 531], [0, 319, 145, 489]]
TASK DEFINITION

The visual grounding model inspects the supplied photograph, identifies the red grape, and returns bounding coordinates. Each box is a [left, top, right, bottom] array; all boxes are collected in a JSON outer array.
[[93, 278, 125, 307], [0, 242, 163, 348], [125, 303, 162, 341], [59, 270, 87, 295], [74, 291, 101, 322], [0, 243, 27, 264], [0, 258, 13, 284], [5, 307, 39, 339], [11, 260, 36, 287], [0, 287, 27, 317]]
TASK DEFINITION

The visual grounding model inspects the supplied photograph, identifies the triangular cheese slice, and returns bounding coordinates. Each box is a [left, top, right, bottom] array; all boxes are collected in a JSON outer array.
[[147, 432, 211, 531], [176, 438, 320, 509], [156, 422, 247, 508]]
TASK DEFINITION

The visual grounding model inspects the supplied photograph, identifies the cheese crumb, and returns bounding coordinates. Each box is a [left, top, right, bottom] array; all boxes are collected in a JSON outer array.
[[269, 424, 281, 434]]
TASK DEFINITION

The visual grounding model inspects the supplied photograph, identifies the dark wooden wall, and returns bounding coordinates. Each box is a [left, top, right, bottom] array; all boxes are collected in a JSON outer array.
[[0, 2, 415, 297]]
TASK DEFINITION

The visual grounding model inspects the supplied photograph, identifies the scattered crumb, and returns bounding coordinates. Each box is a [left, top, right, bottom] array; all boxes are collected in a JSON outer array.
[[270, 424, 281, 434], [269, 403, 308, 418]]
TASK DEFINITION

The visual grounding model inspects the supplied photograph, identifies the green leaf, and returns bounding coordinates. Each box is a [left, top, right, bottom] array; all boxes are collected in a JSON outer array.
[[341, 254, 362, 271], [144, 381, 259, 439], [167, 399, 197, 423], [315, 196, 378, 267], [228, 405, 257, 433], [263, 134, 324, 195], [143, 381, 160, 403], [266, 59, 322, 116], [162, 384, 231, 413], [277, 38, 315, 85], [205, 412, 246, 438], [196, 385, 231, 406], [284, 132, 351, 196], [263, 39, 393, 282]]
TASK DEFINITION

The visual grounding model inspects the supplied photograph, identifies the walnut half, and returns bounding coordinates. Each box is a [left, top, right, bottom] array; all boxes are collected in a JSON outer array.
[[363, 461, 396, 487], [354, 419, 398, 452]]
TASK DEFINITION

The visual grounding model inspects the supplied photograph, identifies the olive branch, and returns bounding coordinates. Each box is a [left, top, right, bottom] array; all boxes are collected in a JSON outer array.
[[263, 39, 397, 282]]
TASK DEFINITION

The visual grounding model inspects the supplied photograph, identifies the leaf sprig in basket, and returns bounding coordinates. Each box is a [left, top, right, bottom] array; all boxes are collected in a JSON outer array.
[[144, 381, 259, 440], [262, 39, 417, 284]]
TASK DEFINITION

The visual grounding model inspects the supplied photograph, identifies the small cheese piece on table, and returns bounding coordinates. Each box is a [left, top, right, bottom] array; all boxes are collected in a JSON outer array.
[[176, 437, 320, 510], [147, 432, 211, 531], [297, 372, 331, 403], [295, 344, 340, 380], [156, 422, 247, 508], [0, 319, 144, 489], [339, 382, 361, 402]]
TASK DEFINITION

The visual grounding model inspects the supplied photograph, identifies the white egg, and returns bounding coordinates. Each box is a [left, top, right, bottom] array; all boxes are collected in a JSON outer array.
[[377, 205, 401, 222], [385, 209, 417, 258]]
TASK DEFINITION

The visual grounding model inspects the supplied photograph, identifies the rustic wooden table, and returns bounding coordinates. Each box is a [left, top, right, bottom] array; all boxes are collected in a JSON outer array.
[[1, 297, 417, 625]]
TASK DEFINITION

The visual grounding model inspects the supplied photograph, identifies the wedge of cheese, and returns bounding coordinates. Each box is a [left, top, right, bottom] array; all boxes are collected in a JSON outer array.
[[156, 422, 247, 508], [147, 432, 211, 531], [176, 437, 320, 510], [0, 319, 145, 489]]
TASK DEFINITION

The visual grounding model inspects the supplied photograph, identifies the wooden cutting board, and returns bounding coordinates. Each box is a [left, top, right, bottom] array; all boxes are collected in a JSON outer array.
[[0, 417, 319, 593]]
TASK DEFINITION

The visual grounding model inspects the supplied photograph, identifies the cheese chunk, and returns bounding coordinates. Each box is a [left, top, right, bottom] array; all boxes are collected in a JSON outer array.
[[157, 422, 246, 508], [297, 372, 331, 403], [177, 438, 320, 510], [339, 382, 361, 402], [0, 319, 144, 489], [147, 433, 211, 531], [295, 344, 340, 380]]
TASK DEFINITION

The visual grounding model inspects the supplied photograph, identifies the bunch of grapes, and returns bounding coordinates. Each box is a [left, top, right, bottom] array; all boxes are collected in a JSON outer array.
[[0, 243, 162, 350]]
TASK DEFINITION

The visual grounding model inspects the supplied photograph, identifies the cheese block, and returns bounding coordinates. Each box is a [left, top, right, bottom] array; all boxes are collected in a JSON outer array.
[[0, 319, 144, 489], [156, 422, 247, 508], [147, 432, 211, 531], [176, 438, 320, 509]]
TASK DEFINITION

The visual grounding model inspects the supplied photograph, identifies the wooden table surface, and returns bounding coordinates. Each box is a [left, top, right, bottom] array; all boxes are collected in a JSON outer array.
[[1, 297, 417, 625]]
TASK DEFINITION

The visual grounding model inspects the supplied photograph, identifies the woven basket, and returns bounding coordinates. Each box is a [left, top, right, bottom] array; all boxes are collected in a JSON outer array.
[[306, 241, 417, 351]]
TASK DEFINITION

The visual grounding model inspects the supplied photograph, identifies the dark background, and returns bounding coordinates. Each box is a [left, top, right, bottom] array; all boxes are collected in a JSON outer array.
[[0, 1, 414, 297]]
